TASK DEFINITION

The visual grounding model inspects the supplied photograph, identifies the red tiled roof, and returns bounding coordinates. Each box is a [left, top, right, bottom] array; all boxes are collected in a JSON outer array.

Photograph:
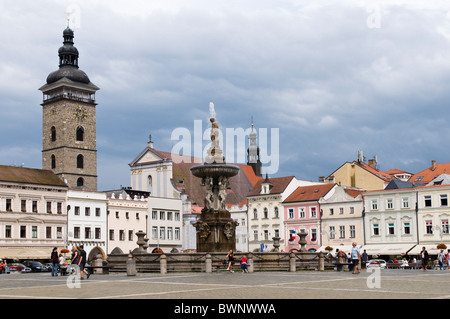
[[283, 183, 336, 203], [344, 188, 364, 198], [356, 162, 394, 183], [247, 176, 295, 197], [0, 165, 68, 187], [409, 162, 450, 184]]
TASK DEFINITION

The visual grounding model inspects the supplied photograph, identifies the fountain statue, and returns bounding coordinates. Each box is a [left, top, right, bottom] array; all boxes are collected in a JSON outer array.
[[191, 103, 240, 252]]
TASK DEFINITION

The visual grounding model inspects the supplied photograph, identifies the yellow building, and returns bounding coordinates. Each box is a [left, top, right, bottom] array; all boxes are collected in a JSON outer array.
[[325, 160, 394, 191]]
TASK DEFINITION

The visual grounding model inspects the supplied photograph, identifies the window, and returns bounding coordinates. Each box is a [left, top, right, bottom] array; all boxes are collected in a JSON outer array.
[[274, 229, 279, 237], [288, 209, 294, 219], [21, 200, 26, 212], [119, 230, 125, 241], [415, 176, 424, 182], [371, 200, 378, 210], [128, 230, 133, 241], [329, 208, 334, 216], [20, 226, 26, 238], [329, 226, 335, 239], [311, 207, 317, 218], [152, 226, 158, 240], [339, 207, 344, 215], [51, 126, 56, 141], [264, 230, 269, 240], [51, 155, 56, 169], [442, 220, 449, 234], [57, 202, 62, 214], [404, 222, 411, 235], [167, 211, 173, 220], [74, 206, 80, 215], [388, 223, 395, 235], [32, 226, 38, 239], [299, 208, 305, 219], [125, 212, 129, 219], [109, 229, 114, 241], [175, 228, 180, 240], [74, 227, 80, 239], [85, 207, 90, 216], [168, 227, 173, 240], [339, 226, 345, 238], [57, 227, 62, 239], [440, 195, 448, 207], [6, 199, 12, 212], [47, 202, 52, 213], [402, 197, 409, 208], [85, 227, 91, 239], [274, 207, 279, 218], [254, 230, 258, 241], [95, 207, 100, 216], [115, 211, 119, 218], [76, 127, 84, 141], [175, 212, 180, 221], [350, 225, 356, 238], [77, 177, 84, 187], [160, 211, 165, 220], [350, 207, 355, 214], [387, 199, 393, 209], [136, 213, 140, 220], [263, 208, 268, 219], [32, 201, 38, 213], [5, 225, 11, 238], [160, 227, 165, 240], [310, 229, 317, 242], [426, 220, 433, 234], [152, 211, 157, 220], [77, 154, 84, 169], [253, 209, 258, 219], [95, 228, 101, 239], [424, 196, 432, 207], [373, 224, 379, 236]]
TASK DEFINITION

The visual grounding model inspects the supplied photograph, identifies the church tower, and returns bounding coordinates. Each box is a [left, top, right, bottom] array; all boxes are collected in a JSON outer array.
[[247, 120, 262, 177], [39, 25, 99, 191]]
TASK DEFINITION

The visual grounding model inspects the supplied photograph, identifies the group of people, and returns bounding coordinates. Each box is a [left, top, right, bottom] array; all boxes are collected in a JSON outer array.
[[50, 245, 90, 279], [225, 250, 248, 273]]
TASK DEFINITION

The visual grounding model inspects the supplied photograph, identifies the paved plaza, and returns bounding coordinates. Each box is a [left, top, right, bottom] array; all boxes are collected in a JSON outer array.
[[0, 269, 449, 300]]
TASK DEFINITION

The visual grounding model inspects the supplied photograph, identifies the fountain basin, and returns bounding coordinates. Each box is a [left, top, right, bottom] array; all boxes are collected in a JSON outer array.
[[190, 163, 240, 179]]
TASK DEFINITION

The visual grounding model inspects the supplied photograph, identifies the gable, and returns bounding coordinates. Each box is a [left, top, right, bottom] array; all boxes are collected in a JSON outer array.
[[129, 147, 167, 167]]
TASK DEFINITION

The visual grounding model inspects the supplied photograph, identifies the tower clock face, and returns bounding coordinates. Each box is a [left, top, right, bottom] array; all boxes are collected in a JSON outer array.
[[73, 105, 87, 121]]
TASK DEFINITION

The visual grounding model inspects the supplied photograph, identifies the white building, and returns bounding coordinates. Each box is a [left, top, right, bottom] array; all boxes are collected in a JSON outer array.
[[228, 201, 249, 252], [106, 189, 148, 254], [0, 165, 68, 261], [66, 190, 108, 261]]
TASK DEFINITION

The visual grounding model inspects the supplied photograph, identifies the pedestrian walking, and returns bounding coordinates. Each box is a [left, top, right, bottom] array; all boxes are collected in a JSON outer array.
[[361, 249, 368, 269], [71, 246, 80, 275], [421, 246, 429, 271], [447, 249, 450, 270], [240, 255, 248, 273], [79, 245, 89, 279], [50, 247, 59, 277], [351, 242, 361, 274], [438, 249, 446, 270]]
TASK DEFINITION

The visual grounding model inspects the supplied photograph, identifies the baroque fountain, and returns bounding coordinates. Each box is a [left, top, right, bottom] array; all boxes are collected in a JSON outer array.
[[191, 103, 240, 252]]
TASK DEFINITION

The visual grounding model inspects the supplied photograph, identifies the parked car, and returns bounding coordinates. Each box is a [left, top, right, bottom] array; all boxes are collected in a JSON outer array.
[[367, 259, 386, 269], [43, 263, 53, 272], [9, 263, 32, 273], [23, 261, 45, 272]]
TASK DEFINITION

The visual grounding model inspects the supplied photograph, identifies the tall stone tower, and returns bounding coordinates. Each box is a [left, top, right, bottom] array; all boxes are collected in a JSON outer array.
[[39, 25, 99, 191], [247, 120, 262, 177]]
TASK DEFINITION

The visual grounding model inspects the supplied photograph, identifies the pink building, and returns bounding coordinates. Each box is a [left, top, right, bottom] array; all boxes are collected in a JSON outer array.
[[282, 183, 337, 252]]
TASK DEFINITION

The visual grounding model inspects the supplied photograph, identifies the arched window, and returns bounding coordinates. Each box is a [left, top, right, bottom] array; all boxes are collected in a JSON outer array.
[[77, 154, 84, 169], [263, 207, 268, 219], [51, 127, 56, 142], [253, 208, 258, 219], [76, 127, 84, 141], [51, 155, 56, 169], [77, 177, 84, 187]]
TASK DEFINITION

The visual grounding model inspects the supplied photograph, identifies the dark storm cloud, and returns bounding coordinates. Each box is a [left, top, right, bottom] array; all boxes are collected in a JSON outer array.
[[1, 0, 450, 189]]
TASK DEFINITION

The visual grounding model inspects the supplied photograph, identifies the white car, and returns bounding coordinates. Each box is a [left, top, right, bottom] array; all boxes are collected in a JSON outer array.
[[366, 259, 386, 269]]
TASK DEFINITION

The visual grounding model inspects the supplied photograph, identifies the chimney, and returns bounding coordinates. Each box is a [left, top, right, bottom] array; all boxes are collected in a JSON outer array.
[[431, 160, 436, 171], [368, 159, 376, 169]]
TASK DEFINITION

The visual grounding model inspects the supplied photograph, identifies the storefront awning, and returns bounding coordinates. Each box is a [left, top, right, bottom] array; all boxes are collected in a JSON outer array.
[[0, 247, 61, 260], [361, 244, 416, 256], [408, 244, 449, 255]]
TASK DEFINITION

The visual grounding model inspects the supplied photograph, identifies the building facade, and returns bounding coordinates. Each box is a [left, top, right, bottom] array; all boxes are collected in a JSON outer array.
[[0, 166, 68, 260]]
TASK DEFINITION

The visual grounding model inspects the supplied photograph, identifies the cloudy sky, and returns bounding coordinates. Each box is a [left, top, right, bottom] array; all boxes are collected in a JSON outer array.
[[1, 0, 450, 191]]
